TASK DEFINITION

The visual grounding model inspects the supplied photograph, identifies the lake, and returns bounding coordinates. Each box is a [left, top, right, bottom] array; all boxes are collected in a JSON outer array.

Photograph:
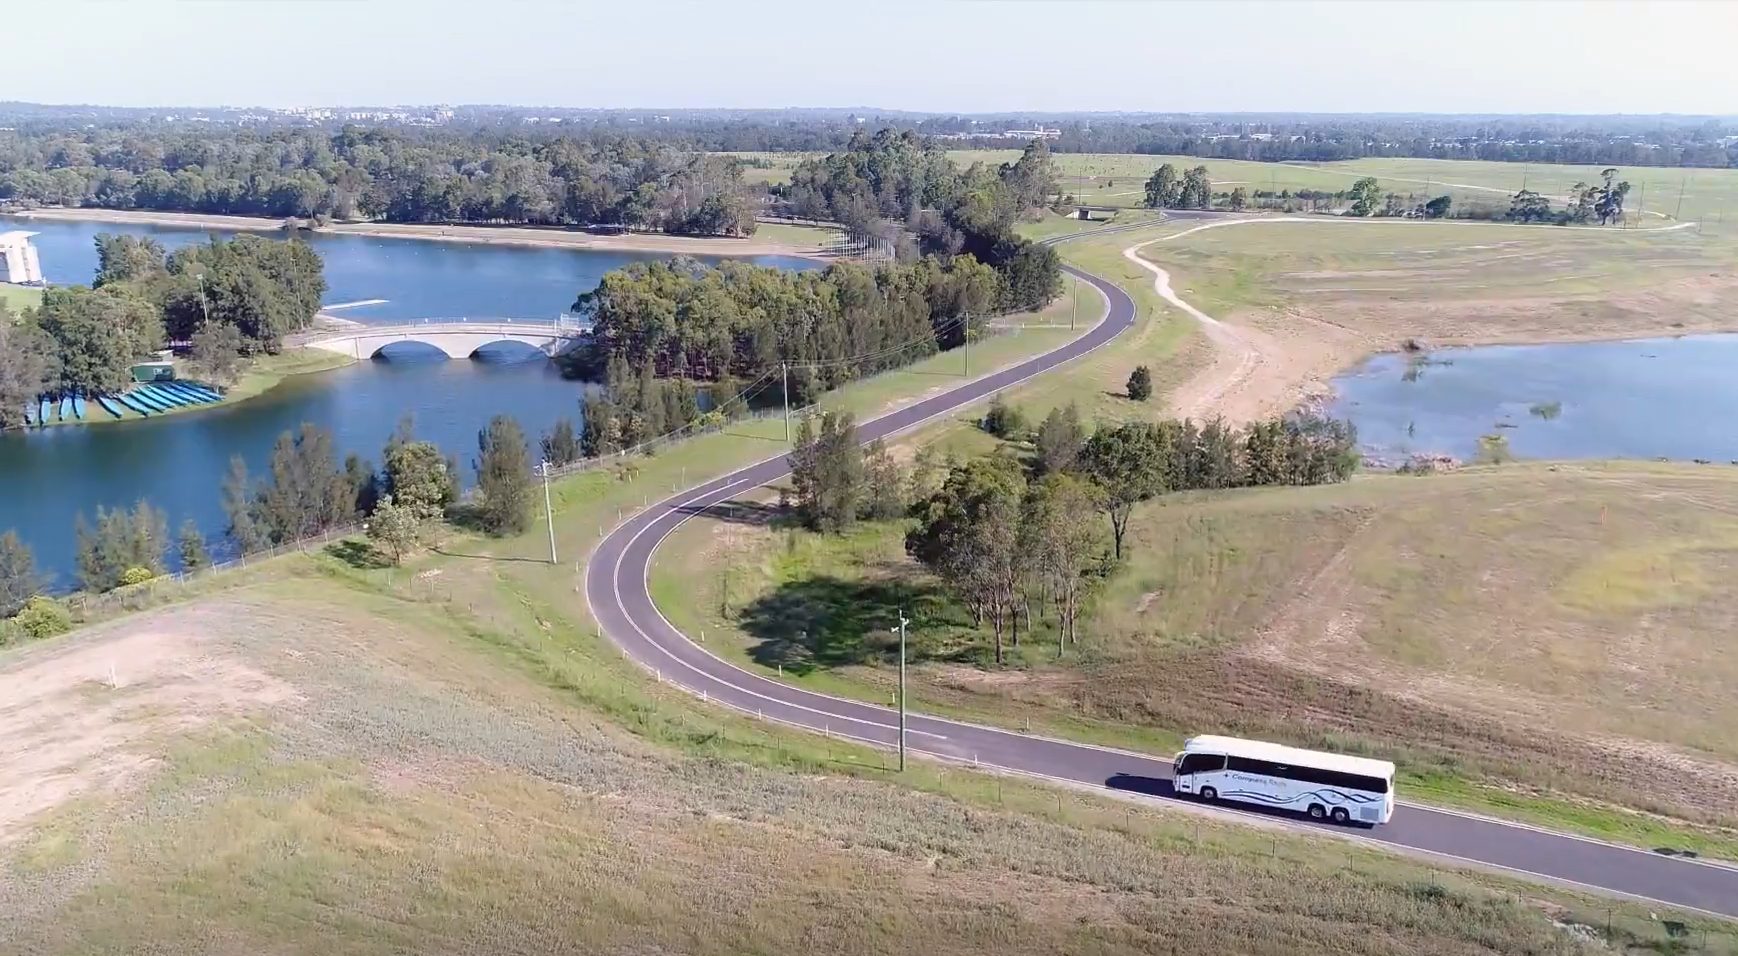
[[8, 214, 816, 322], [0, 214, 819, 586], [1328, 334, 1738, 465]]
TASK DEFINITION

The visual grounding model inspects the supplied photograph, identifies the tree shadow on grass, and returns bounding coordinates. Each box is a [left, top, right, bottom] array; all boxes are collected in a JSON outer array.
[[736, 574, 965, 675], [325, 539, 391, 570]]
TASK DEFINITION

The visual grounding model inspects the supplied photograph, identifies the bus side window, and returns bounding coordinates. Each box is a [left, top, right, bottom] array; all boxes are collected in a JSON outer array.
[[1182, 754, 1225, 774]]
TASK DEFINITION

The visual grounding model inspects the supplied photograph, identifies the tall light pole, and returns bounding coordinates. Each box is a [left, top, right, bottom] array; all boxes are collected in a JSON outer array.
[[538, 460, 557, 564], [962, 313, 971, 377], [897, 609, 909, 772], [194, 272, 211, 328]]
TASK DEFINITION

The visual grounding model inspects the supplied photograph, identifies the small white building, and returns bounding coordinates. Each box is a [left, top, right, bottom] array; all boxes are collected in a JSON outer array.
[[0, 230, 45, 285]]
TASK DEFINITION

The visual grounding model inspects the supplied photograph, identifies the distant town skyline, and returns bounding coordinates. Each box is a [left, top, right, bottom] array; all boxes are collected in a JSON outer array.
[[8, 1, 1738, 116]]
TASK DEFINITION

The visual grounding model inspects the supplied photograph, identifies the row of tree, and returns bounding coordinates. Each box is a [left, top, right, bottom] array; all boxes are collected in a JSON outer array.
[[0, 234, 325, 424], [1142, 164, 1215, 209], [784, 403, 1361, 662], [0, 127, 759, 235], [1508, 169, 1632, 225], [570, 253, 1009, 394]]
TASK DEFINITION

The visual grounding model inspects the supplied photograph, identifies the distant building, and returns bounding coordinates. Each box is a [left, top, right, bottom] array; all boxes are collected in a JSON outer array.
[[1004, 128, 1062, 140], [0, 230, 45, 285]]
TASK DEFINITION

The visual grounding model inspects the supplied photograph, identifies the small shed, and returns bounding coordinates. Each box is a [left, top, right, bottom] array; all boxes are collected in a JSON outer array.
[[130, 361, 177, 383]]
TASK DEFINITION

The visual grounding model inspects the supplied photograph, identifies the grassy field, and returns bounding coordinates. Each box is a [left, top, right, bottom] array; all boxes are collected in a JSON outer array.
[[652, 460, 1738, 860], [0, 280, 43, 312], [3, 533, 1732, 953]]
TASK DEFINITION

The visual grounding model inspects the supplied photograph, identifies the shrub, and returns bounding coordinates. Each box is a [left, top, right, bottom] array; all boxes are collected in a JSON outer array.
[[13, 596, 72, 641], [981, 394, 1026, 439], [1126, 365, 1153, 402], [119, 566, 156, 587]]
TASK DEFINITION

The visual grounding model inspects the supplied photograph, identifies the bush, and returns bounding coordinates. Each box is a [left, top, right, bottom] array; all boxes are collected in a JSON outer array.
[[1126, 366, 1153, 402], [119, 566, 156, 587], [981, 394, 1026, 439], [13, 596, 72, 641]]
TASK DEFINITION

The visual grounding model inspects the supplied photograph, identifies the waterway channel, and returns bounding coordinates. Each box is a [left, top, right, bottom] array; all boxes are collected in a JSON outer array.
[[0, 215, 818, 584]]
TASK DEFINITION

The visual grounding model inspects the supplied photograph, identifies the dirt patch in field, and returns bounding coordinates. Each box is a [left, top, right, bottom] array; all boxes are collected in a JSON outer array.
[[0, 604, 299, 843]]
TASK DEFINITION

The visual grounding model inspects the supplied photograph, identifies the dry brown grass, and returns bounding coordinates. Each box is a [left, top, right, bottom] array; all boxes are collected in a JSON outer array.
[[3, 561, 1724, 954]]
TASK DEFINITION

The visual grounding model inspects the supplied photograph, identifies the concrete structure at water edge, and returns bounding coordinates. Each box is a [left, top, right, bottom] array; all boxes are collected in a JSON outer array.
[[0, 230, 45, 285]]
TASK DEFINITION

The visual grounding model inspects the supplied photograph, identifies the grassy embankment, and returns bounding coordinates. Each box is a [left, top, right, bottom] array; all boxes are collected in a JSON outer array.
[[646, 218, 1738, 860], [5, 510, 1733, 952]]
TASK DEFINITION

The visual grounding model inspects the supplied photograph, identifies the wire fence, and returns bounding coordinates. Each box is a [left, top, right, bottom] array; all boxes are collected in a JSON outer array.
[[63, 521, 365, 621]]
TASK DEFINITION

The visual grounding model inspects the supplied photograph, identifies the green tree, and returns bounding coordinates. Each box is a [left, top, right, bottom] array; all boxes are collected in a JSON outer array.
[[1126, 365, 1153, 402], [906, 455, 1027, 663], [0, 530, 41, 618], [981, 393, 1026, 439], [1143, 163, 1180, 209], [33, 285, 164, 396], [1508, 189, 1553, 223], [0, 315, 58, 431], [541, 417, 582, 467], [1178, 166, 1213, 209], [253, 424, 357, 543], [1078, 422, 1168, 559], [788, 411, 865, 533], [93, 234, 167, 287], [860, 438, 907, 521], [382, 431, 455, 521], [1034, 401, 1086, 475], [74, 500, 168, 593], [1227, 186, 1249, 212], [475, 415, 533, 535], [1348, 177, 1384, 217], [1594, 167, 1631, 225], [177, 518, 209, 571], [188, 321, 243, 388], [366, 494, 421, 565], [221, 455, 267, 553], [1022, 473, 1105, 655]]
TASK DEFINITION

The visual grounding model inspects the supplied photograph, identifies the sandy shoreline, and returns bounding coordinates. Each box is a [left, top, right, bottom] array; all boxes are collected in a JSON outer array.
[[4, 207, 830, 259]]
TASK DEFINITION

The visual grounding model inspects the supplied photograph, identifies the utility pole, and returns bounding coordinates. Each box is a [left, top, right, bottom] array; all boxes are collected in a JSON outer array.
[[963, 313, 971, 377], [1070, 275, 1078, 330], [781, 361, 791, 442], [897, 609, 909, 772], [539, 460, 557, 564], [1674, 175, 1687, 221], [1635, 181, 1646, 228]]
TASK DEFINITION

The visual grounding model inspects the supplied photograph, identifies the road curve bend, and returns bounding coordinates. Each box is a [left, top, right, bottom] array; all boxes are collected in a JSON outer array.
[[582, 218, 1738, 919]]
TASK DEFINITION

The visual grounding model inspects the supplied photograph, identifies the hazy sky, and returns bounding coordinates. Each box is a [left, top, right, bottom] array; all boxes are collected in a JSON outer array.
[[9, 0, 1737, 115]]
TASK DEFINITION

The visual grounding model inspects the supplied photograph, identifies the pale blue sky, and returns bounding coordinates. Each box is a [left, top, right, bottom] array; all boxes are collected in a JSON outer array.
[[9, 0, 1737, 115]]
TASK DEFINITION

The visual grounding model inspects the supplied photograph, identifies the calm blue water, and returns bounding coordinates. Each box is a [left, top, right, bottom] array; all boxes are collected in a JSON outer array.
[[7, 215, 816, 322], [0, 214, 818, 586], [1329, 334, 1738, 464]]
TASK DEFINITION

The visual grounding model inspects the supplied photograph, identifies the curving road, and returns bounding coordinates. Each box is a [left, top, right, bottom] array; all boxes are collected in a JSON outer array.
[[583, 215, 1738, 919]]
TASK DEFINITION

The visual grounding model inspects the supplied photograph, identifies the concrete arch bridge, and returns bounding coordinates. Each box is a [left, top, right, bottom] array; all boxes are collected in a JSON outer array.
[[303, 319, 589, 360]]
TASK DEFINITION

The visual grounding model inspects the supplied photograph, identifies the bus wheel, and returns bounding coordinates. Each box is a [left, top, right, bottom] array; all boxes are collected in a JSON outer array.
[[1307, 803, 1327, 821], [1330, 807, 1351, 825], [1199, 786, 1217, 802]]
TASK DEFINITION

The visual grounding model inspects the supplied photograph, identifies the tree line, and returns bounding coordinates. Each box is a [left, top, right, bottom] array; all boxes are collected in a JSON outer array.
[[785, 401, 1360, 663], [0, 233, 325, 424], [0, 126, 757, 235], [569, 251, 1011, 410], [774, 129, 1063, 311], [0, 412, 546, 643]]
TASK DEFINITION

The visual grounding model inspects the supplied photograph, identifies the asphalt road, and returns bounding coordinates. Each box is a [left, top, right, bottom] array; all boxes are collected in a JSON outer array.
[[583, 216, 1738, 920]]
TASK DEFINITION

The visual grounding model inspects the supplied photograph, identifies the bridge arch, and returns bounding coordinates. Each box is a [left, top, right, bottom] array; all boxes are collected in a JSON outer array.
[[304, 321, 587, 361]]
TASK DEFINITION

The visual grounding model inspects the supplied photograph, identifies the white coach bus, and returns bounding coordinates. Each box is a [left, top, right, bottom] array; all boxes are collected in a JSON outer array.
[[1171, 735, 1396, 826]]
